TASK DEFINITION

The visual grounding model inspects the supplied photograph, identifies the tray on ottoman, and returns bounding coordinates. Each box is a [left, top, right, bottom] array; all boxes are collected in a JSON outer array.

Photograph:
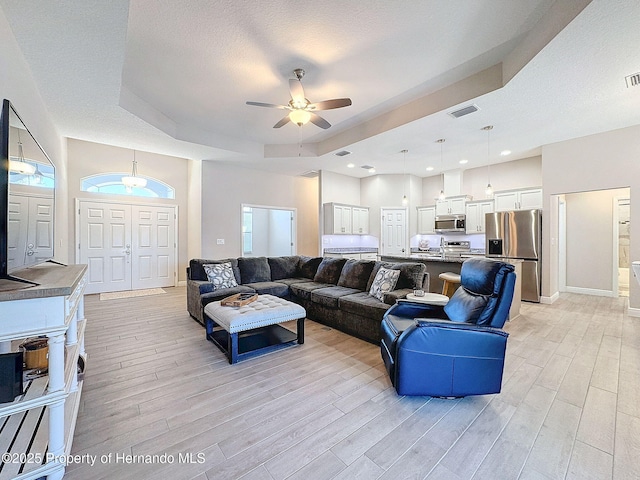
[[204, 294, 306, 364]]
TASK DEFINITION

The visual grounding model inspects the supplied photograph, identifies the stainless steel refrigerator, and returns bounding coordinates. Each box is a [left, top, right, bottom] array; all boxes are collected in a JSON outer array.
[[486, 209, 542, 302]]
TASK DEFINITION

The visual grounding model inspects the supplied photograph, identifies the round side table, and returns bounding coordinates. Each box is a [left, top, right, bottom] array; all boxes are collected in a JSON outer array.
[[405, 293, 450, 306]]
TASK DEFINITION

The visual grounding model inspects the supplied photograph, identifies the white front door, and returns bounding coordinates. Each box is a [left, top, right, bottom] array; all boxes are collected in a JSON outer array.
[[131, 205, 176, 289], [77, 200, 177, 294], [381, 208, 408, 256]]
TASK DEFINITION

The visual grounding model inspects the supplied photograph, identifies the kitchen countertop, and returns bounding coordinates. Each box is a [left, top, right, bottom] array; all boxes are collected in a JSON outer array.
[[323, 248, 378, 254]]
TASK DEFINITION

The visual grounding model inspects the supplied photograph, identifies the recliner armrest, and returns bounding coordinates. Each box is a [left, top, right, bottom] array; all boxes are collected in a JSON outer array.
[[415, 319, 509, 337]]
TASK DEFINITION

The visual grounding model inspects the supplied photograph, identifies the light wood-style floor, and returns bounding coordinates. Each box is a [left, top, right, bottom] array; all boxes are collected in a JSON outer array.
[[65, 287, 640, 480]]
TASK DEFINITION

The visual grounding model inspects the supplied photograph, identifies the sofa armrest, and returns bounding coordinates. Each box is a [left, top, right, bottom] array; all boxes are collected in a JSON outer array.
[[383, 288, 413, 305], [187, 278, 214, 295], [415, 319, 509, 337]]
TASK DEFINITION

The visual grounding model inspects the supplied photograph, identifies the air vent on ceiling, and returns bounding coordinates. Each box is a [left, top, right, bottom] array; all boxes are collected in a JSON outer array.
[[625, 73, 640, 88], [448, 104, 479, 118], [361, 165, 375, 170], [334, 150, 352, 157], [299, 170, 319, 178]]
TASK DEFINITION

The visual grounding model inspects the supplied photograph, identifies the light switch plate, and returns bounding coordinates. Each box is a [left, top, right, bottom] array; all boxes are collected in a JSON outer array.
[[217, 239, 224, 245]]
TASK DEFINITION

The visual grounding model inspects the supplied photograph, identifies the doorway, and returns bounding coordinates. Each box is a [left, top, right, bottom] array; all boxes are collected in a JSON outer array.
[[242, 205, 296, 257], [616, 197, 630, 297], [380, 207, 408, 256], [76, 199, 177, 294]]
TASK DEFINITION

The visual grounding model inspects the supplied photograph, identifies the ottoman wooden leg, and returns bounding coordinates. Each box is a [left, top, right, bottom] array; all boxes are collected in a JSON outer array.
[[228, 332, 239, 364], [297, 317, 305, 344]]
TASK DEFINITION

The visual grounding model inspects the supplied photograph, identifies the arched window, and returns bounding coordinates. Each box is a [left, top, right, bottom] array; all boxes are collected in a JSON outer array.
[[81, 173, 175, 199]]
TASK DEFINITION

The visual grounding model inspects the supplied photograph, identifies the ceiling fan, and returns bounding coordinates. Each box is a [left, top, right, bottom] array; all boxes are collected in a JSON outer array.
[[246, 68, 352, 129]]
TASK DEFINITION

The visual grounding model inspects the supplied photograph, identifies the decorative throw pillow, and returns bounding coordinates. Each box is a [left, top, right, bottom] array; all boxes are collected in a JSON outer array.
[[203, 262, 238, 290], [368, 267, 400, 301]]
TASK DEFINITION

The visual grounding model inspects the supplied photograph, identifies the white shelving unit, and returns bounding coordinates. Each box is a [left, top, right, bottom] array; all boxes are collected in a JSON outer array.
[[0, 264, 87, 480]]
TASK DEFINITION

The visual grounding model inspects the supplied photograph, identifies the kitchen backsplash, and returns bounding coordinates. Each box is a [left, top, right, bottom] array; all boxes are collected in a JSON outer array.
[[412, 233, 486, 251]]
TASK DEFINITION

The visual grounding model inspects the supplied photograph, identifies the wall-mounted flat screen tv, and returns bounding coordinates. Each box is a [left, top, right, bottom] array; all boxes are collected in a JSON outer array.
[[0, 99, 56, 285]]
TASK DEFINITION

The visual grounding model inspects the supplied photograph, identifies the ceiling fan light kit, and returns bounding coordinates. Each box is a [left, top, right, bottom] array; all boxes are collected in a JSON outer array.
[[247, 68, 352, 130]]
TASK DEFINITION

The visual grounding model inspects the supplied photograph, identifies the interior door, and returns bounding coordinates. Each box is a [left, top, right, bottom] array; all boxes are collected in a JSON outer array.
[[381, 208, 408, 256], [131, 205, 176, 289], [79, 201, 132, 294]]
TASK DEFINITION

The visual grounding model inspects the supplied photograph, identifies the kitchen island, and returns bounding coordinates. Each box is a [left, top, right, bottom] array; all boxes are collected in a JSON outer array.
[[381, 254, 521, 319]]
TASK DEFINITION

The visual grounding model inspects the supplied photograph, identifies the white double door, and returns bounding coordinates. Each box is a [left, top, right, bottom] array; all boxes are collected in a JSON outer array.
[[77, 200, 177, 294]]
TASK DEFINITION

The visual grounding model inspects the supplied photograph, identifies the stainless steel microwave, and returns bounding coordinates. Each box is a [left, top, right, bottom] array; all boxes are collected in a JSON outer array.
[[434, 215, 466, 233]]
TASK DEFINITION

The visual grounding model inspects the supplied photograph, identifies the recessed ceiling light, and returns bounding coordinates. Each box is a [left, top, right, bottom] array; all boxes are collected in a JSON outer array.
[[500, 150, 511, 156], [368, 168, 376, 173], [426, 166, 434, 171], [347, 163, 355, 168], [459, 159, 468, 164]]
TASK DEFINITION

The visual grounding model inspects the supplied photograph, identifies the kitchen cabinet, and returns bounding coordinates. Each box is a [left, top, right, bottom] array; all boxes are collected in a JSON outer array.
[[324, 203, 352, 234], [494, 187, 542, 211], [417, 206, 437, 234], [352, 207, 370, 234], [435, 195, 471, 216], [0, 264, 87, 480], [324, 203, 369, 235], [466, 200, 494, 233]]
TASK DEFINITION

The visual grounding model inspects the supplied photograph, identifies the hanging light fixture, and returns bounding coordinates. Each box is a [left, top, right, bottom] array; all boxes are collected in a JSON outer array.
[[401, 149, 408, 206], [482, 125, 494, 197], [122, 150, 147, 188], [436, 139, 445, 200], [9, 130, 36, 175]]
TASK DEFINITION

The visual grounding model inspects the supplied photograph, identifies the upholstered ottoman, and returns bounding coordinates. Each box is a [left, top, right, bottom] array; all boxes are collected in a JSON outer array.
[[204, 294, 306, 364]]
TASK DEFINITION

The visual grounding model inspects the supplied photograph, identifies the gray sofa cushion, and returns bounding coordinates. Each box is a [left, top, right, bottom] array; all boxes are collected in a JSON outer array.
[[190, 258, 241, 283], [311, 286, 361, 309], [275, 277, 309, 287], [313, 257, 347, 284], [338, 292, 393, 322], [238, 257, 271, 284], [298, 256, 323, 279], [290, 281, 334, 301], [245, 281, 290, 297], [337, 260, 376, 291], [268, 256, 300, 280], [389, 262, 426, 290]]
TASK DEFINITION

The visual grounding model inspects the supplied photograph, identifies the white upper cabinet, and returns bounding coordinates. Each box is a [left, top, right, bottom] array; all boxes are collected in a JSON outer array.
[[352, 207, 370, 234], [324, 203, 369, 235], [435, 195, 471, 215], [465, 200, 494, 233], [494, 188, 542, 211], [417, 206, 436, 234]]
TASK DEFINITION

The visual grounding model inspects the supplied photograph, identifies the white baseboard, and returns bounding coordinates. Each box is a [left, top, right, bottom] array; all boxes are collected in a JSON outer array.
[[565, 286, 614, 297], [540, 292, 559, 304], [628, 307, 640, 318]]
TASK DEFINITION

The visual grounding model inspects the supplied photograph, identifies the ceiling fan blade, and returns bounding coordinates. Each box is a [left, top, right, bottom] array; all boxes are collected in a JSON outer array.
[[309, 112, 331, 129], [289, 79, 306, 103], [273, 116, 291, 128], [308, 98, 352, 111], [246, 101, 289, 109]]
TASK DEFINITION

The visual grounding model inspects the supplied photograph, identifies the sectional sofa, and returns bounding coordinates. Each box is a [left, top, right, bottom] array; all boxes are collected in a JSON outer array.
[[187, 255, 428, 344]]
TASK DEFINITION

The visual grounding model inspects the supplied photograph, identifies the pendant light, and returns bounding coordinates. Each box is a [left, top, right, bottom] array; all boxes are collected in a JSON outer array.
[[9, 130, 36, 175], [436, 139, 445, 200], [401, 149, 408, 206], [482, 125, 494, 197], [122, 150, 147, 188]]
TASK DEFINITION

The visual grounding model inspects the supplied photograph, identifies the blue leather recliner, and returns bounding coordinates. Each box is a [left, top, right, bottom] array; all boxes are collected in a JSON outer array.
[[381, 258, 516, 397]]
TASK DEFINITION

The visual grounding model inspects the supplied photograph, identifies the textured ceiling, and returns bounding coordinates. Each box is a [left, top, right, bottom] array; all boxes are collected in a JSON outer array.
[[1, 0, 639, 178]]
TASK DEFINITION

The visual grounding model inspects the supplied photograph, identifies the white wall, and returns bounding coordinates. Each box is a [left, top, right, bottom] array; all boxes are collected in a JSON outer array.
[[462, 156, 542, 201], [542, 124, 640, 309], [66, 139, 191, 281], [0, 8, 67, 263], [201, 162, 318, 258]]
